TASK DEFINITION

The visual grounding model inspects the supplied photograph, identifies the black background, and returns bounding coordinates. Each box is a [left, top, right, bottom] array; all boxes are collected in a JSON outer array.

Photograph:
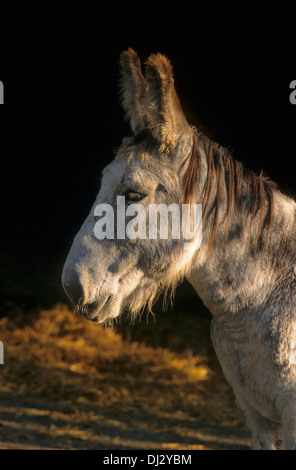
[[0, 1, 295, 310]]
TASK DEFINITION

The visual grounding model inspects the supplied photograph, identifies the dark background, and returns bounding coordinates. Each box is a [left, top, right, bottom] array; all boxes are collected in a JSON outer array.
[[0, 0, 295, 313]]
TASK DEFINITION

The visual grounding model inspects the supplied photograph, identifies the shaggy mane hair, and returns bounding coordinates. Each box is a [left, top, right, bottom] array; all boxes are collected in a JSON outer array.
[[183, 132, 277, 252]]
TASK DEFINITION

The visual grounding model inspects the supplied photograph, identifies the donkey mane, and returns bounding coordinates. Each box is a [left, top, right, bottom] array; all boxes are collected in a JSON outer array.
[[184, 132, 278, 252], [127, 127, 277, 254]]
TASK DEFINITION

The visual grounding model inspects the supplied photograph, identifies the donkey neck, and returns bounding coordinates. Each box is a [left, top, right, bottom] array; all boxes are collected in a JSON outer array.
[[185, 135, 296, 318]]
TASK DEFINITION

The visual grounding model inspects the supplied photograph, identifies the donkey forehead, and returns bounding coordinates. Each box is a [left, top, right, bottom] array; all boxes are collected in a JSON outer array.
[[101, 158, 152, 194], [101, 160, 126, 189], [101, 150, 180, 192]]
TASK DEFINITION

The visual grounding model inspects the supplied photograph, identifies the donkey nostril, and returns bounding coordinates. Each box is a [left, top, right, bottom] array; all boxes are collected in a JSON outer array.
[[62, 271, 84, 307], [63, 279, 84, 306]]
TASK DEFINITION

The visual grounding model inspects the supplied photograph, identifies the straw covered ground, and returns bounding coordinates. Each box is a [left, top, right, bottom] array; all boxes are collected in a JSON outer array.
[[0, 302, 250, 450]]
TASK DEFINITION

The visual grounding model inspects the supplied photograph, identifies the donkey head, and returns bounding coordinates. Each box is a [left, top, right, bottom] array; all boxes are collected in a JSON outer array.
[[62, 49, 200, 324]]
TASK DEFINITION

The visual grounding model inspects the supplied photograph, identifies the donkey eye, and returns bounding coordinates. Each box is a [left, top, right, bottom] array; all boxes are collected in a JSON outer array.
[[123, 190, 146, 204]]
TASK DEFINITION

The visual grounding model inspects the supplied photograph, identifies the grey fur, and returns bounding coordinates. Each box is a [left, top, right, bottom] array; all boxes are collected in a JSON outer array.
[[62, 50, 296, 449]]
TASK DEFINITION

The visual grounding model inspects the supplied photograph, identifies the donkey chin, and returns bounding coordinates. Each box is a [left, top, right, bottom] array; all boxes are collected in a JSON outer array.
[[76, 295, 122, 324]]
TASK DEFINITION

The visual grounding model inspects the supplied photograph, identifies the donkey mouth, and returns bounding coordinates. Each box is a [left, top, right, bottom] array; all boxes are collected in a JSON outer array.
[[78, 294, 120, 323]]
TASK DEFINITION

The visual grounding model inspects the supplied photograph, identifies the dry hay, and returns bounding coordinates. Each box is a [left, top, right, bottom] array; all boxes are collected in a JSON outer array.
[[0, 304, 247, 449]]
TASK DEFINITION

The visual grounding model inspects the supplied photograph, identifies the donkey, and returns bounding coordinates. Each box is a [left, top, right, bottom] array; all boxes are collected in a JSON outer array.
[[62, 49, 296, 449]]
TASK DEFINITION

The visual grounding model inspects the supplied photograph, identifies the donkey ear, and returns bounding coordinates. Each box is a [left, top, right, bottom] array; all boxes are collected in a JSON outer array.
[[144, 53, 191, 150], [119, 48, 148, 134]]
